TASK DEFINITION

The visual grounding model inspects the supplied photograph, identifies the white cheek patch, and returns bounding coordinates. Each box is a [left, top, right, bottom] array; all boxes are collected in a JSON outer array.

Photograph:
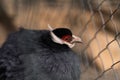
[[63, 41, 75, 48], [50, 31, 64, 44]]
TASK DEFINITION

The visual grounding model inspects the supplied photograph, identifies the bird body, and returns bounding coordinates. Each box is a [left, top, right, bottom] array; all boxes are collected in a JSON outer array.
[[0, 27, 81, 80]]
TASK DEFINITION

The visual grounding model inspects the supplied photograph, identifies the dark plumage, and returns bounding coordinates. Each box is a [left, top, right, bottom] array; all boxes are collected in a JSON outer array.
[[52, 28, 72, 38], [0, 28, 81, 80]]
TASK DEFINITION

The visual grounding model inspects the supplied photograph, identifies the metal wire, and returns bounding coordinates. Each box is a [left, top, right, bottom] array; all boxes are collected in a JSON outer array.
[[80, 1, 120, 80]]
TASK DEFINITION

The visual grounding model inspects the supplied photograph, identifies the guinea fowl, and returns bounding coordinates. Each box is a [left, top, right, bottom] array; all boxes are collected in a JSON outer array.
[[0, 25, 82, 80]]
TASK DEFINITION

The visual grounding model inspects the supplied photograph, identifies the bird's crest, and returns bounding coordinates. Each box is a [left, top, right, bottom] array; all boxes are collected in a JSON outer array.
[[48, 24, 53, 31]]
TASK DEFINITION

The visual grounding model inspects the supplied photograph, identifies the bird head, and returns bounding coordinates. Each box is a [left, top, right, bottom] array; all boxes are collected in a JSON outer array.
[[48, 25, 82, 48]]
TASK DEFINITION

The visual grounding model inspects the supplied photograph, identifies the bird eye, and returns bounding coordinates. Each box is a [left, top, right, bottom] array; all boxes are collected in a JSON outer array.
[[62, 35, 72, 42]]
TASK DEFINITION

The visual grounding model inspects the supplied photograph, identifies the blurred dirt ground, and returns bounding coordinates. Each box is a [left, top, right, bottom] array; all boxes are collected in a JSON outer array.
[[0, 0, 120, 80]]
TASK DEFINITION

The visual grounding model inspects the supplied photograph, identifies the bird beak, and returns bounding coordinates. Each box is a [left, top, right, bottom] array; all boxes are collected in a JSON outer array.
[[71, 35, 82, 44], [63, 35, 82, 48]]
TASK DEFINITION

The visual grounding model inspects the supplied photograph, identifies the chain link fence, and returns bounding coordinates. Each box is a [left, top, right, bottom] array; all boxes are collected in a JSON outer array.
[[0, 0, 120, 80], [80, 0, 120, 80]]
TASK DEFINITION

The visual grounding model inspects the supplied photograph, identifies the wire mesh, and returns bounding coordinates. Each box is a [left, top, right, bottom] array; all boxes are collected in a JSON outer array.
[[80, 0, 120, 80]]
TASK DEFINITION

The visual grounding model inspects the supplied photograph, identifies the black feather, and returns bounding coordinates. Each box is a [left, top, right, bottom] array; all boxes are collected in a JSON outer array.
[[52, 28, 72, 38], [0, 28, 80, 80]]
